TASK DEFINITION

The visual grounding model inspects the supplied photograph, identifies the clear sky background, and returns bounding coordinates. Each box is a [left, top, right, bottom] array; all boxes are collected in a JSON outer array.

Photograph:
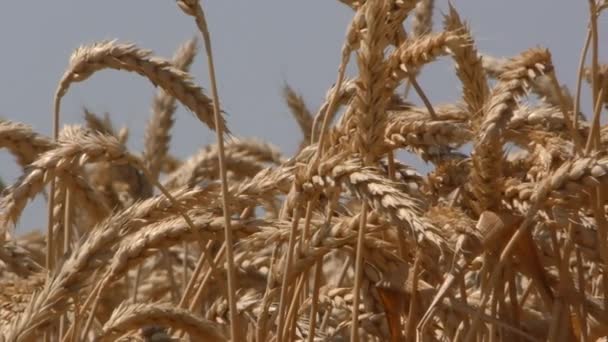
[[0, 1, 605, 231]]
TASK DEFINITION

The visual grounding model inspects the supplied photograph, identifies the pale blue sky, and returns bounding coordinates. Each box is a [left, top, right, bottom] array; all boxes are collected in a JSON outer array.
[[0, 1, 604, 231]]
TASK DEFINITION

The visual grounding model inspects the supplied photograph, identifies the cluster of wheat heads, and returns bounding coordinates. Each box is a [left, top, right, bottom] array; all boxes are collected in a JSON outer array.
[[1, 0, 608, 341]]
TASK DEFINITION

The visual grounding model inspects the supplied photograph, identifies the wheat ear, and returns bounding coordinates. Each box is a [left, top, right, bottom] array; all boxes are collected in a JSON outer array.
[[442, 3, 489, 121], [54, 40, 222, 133], [95, 302, 227, 341], [0, 120, 53, 168], [144, 38, 198, 180]]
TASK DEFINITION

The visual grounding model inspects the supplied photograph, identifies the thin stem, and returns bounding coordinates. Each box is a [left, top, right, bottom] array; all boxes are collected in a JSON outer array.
[[584, 84, 606, 154], [257, 246, 279, 342], [132, 265, 142, 302], [575, 248, 589, 342], [321, 256, 352, 331], [573, 27, 592, 133], [387, 151, 396, 180], [178, 241, 214, 309], [161, 249, 180, 301], [350, 202, 368, 342], [315, 55, 349, 153], [464, 215, 535, 341], [183, 242, 189, 292], [505, 281, 521, 341], [406, 252, 421, 340], [46, 182, 56, 272], [59, 188, 73, 340], [283, 275, 306, 341], [591, 187, 608, 311], [547, 300, 563, 342], [311, 21, 353, 147], [170, 241, 217, 338], [547, 71, 584, 152], [188, 244, 226, 311], [48, 80, 63, 277], [80, 282, 103, 340], [306, 260, 324, 342], [70, 296, 80, 342], [296, 201, 315, 330], [64, 188, 73, 255], [277, 206, 302, 342], [588, 0, 600, 105], [409, 73, 437, 120], [61, 271, 102, 342], [191, 5, 239, 339]]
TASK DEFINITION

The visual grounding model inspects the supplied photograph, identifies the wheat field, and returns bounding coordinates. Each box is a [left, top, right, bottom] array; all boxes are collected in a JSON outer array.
[[1, 0, 608, 341]]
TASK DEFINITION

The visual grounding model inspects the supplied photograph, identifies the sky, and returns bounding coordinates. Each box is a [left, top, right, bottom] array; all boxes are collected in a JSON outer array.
[[0, 1, 605, 231]]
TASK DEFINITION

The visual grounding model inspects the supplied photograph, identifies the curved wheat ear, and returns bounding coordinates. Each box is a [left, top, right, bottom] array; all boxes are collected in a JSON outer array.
[[383, 111, 472, 152], [471, 48, 552, 213], [167, 166, 291, 225], [91, 214, 258, 319], [311, 79, 409, 142], [106, 215, 238, 278], [83, 109, 119, 137], [482, 51, 572, 109], [508, 104, 587, 136], [163, 138, 283, 189], [505, 155, 608, 205], [144, 38, 198, 180], [305, 158, 446, 249], [387, 31, 467, 86], [284, 84, 313, 147], [0, 127, 129, 228], [227, 164, 293, 206], [311, 79, 356, 140], [0, 241, 44, 277], [0, 120, 53, 168], [442, 3, 489, 120], [497, 48, 553, 82], [53, 40, 224, 134], [95, 302, 227, 342], [243, 218, 403, 283], [0, 169, 108, 241]]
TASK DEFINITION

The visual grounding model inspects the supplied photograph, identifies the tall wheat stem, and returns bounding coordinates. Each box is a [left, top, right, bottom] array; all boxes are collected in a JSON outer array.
[[176, 1, 238, 339]]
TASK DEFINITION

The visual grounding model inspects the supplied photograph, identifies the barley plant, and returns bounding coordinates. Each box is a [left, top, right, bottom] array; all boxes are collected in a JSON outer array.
[[2, 0, 608, 341]]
